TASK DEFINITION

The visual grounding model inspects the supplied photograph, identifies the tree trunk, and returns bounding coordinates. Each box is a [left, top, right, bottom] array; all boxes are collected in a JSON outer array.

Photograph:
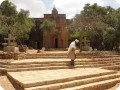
[[79, 36, 82, 52]]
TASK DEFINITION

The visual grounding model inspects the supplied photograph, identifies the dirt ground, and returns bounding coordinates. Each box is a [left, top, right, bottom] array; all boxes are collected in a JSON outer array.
[[0, 76, 15, 90]]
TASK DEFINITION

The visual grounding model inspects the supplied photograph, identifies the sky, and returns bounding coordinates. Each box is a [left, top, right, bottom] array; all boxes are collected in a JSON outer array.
[[0, 0, 120, 19]]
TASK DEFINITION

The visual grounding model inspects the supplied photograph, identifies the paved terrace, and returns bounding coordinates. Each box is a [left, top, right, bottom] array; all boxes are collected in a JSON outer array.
[[8, 68, 116, 90], [7, 68, 113, 84]]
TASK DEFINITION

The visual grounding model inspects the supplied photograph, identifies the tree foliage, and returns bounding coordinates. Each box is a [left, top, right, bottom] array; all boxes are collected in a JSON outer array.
[[41, 19, 56, 31], [0, 0, 34, 45], [68, 3, 120, 51]]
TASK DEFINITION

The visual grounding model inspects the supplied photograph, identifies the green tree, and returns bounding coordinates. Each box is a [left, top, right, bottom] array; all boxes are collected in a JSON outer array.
[[0, 0, 17, 27], [68, 3, 107, 51], [41, 19, 56, 31], [104, 7, 120, 51], [13, 9, 34, 44], [41, 19, 56, 48], [114, 8, 120, 51], [68, 3, 120, 51], [103, 27, 116, 50], [0, 0, 17, 35], [0, 0, 34, 45], [0, 0, 17, 17]]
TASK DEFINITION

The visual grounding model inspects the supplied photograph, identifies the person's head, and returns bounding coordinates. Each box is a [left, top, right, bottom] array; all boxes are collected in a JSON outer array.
[[75, 39, 79, 43]]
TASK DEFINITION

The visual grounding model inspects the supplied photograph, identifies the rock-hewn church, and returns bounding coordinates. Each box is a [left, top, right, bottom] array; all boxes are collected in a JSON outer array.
[[30, 7, 69, 49]]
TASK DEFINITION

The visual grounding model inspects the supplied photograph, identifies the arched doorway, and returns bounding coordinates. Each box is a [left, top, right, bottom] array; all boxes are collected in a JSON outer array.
[[54, 32, 58, 48]]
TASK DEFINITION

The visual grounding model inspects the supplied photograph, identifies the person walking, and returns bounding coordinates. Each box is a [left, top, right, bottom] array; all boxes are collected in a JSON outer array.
[[67, 39, 79, 67]]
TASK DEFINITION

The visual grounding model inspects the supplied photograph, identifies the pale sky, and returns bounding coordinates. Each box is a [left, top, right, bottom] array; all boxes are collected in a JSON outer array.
[[0, 0, 120, 19]]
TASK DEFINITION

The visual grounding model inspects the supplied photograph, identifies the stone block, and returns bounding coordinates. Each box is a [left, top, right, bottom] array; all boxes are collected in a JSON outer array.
[[4, 46, 19, 52]]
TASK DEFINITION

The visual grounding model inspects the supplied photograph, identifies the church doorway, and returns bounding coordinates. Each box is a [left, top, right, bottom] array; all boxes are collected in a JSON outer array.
[[55, 38, 58, 48]]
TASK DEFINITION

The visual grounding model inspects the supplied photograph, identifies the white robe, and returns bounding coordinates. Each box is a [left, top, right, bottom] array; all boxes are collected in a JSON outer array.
[[67, 41, 76, 60]]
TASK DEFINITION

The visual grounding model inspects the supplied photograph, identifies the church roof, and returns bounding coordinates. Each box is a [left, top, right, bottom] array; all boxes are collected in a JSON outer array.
[[52, 6, 58, 14]]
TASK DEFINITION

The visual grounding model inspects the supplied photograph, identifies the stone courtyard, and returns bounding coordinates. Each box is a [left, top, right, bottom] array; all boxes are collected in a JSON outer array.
[[0, 50, 120, 90], [0, 0, 120, 90]]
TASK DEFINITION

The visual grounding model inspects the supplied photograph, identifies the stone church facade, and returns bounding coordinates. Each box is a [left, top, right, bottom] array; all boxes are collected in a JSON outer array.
[[30, 7, 69, 49]]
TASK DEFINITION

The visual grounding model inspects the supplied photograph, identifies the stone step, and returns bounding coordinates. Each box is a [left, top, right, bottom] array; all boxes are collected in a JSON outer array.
[[5, 62, 120, 72], [7, 65, 103, 72], [7, 66, 70, 72], [0, 61, 11, 65], [0, 64, 8, 68], [77, 59, 120, 62], [76, 61, 119, 65], [5, 63, 120, 70], [25, 56, 67, 59], [6, 63, 113, 72], [7, 58, 120, 65], [7, 63, 69, 68], [76, 64, 110, 68], [9, 61, 69, 65], [25, 53, 120, 57], [7, 62, 114, 68], [0, 57, 120, 72], [1, 51, 119, 59], [7, 69, 116, 89], [25, 54, 120, 59], [0, 57, 119, 72], [24, 72, 119, 90], [0, 67, 6, 71], [19, 58, 120, 66], [25, 56, 120, 59], [102, 65, 120, 70], [6, 64, 96, 69], [3, 57, 118, 65], [7, 60, 108, 65], [60, 77, 120, 90], [6, 61, 120, 69]]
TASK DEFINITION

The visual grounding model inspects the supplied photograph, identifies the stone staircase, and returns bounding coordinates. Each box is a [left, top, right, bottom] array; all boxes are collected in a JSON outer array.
[[25, 52, 119, 59], [0, 51, 120, 90], [0, 56, 120, 72], [7, 70, 120, 90], [26, 73, 120, 90]]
